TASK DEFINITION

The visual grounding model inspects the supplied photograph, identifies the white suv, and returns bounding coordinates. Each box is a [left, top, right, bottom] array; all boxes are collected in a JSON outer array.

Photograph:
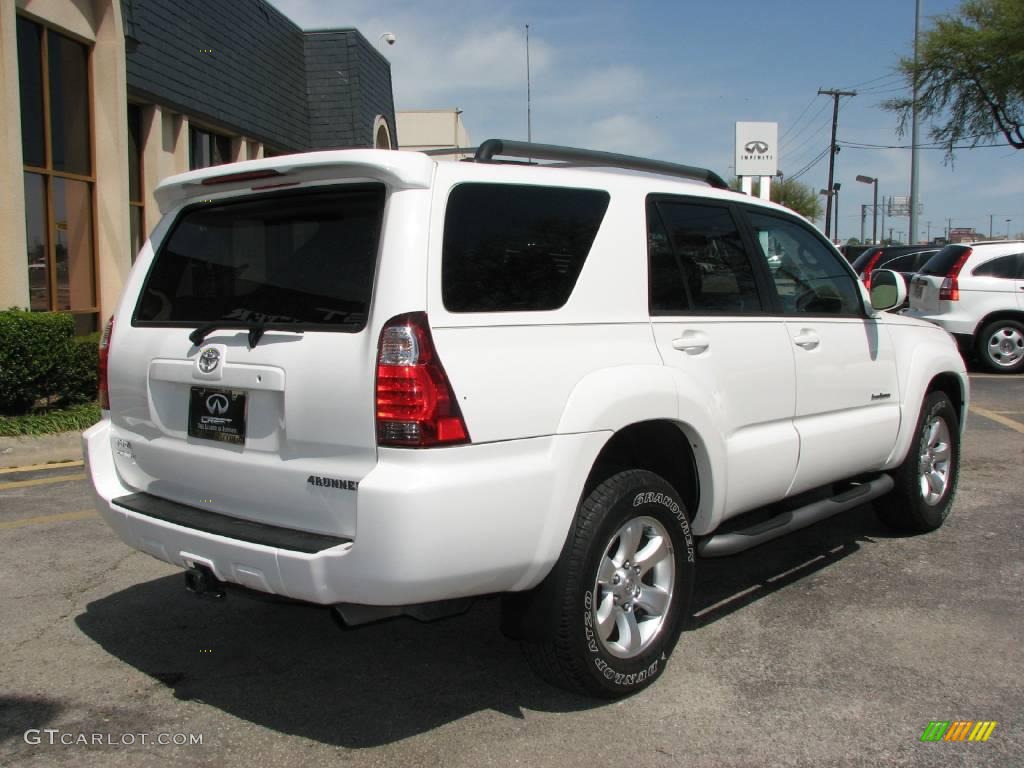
[[84, 139, 968, 697], [907, 241, 1024, 373]]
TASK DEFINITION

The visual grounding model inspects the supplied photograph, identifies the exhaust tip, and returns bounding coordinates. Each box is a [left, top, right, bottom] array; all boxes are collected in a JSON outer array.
[[184, 565, 225, 599]]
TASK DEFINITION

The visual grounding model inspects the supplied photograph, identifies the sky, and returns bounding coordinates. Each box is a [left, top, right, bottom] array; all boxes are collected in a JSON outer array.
[[270, 0, 1023, 244]]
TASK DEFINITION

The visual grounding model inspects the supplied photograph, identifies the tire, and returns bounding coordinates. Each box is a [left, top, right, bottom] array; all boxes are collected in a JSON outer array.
[[976, 319, 1024, 373], [520, 470, 695, 698], [876, 391, 960, 532]]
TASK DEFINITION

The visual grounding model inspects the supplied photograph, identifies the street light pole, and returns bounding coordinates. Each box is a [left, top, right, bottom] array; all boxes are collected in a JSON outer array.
[[909, 0, 922, 244], [833, 183, 841, 242], [1007, 219, 1012, 239], [856, 175, 878, 243]]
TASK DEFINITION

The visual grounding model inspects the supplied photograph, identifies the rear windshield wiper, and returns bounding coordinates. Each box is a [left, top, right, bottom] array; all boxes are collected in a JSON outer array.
[[188, 323, 304, 349]]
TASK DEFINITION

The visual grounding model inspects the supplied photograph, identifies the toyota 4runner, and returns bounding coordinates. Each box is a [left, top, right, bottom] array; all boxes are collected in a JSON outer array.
[[84, 140, 968, 697]]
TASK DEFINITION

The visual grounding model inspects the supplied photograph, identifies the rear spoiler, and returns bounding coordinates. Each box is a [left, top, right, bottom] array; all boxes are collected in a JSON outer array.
[[154, 150, 436, 213]]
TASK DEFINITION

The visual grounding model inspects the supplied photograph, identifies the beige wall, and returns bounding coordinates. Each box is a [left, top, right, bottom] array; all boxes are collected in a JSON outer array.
[[2, 0, 128, 321], [396, 109, 471, 157], [0, 0, 29, 309]]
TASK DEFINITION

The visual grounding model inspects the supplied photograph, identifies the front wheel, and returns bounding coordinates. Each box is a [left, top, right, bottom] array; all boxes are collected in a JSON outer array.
[[976, 319, 1024, 373], [876, 391, 961, 532], [521, 470, 695, 697]]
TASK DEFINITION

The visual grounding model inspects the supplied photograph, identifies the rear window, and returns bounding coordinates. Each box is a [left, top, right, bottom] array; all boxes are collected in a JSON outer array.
[[920, 244, 973, 276], [442, 183, 610, 312], [134, 184, 385, 330]]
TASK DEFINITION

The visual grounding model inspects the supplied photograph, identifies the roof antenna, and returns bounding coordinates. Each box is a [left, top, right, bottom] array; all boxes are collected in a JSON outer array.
[[525, 24, 532, 146]]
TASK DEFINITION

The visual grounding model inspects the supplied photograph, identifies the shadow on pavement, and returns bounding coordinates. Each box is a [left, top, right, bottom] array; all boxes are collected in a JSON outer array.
[[0, 695, 63, 745], [75, 502, 897, 747]]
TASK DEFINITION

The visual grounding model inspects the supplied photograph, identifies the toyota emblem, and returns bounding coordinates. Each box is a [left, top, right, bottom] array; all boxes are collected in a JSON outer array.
[[205, 393, 230, 415], [198, 347, 220, 373]]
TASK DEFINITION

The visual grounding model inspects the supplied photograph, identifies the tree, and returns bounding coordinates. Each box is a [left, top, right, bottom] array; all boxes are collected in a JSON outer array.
[[729, 177, 824, 221], [886, 0, 1024, 157]]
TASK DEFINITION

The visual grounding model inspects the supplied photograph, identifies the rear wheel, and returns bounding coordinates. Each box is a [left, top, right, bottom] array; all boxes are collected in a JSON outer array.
[[520, 470, 695, 697], [876, 391, 960, 532], [976, 319, 1024, 373]]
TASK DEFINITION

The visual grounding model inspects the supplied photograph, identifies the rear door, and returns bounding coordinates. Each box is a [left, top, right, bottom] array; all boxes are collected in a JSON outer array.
[[743, 208, 900, 495], [108, 183, 396, 537]]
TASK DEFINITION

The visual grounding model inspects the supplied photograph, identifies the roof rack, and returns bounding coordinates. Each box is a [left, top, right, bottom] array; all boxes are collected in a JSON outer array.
[[471, 138, 729, 190]]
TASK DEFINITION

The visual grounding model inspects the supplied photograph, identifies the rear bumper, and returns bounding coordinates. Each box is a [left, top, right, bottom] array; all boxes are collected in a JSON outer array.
[[83, 419, 605, 607], [904, 308, 976, 338]]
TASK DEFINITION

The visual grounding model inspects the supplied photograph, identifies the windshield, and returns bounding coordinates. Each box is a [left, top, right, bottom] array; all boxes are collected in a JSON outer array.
[[134, 184, 385, 331]]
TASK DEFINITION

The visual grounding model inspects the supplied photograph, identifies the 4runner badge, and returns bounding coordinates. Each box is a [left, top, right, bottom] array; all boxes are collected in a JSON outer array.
[[307, 475, 359, 492], [198, 347, 221, 373]]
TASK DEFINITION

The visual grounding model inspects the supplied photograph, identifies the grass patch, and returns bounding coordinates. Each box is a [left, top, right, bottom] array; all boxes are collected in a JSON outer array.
[[0, 402, 102, 437]]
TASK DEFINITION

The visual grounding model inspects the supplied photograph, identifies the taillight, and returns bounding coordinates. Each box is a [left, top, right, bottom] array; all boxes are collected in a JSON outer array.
[[375, 313, 469, 447], [939, 248, 972, 301], [860, 249, 884, 289], [98, 316, 114, 410]]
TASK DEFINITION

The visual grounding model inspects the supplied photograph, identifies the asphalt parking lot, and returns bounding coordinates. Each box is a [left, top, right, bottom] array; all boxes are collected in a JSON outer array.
[[1, 373, 1021, 768]]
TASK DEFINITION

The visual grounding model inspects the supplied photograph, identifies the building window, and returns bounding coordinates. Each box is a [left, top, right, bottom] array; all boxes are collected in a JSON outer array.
[[127, 104, 145, 262], [18, 16, 97, 334], [189, 125, 231, 170]]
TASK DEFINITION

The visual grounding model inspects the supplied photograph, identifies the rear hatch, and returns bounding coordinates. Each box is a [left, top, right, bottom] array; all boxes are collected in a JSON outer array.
[[910, 244, 971, 313], [106, 160, 429, 538]]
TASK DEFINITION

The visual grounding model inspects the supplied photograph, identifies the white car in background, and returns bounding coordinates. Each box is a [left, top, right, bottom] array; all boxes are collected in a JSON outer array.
[[907, 241, 1024, 373]]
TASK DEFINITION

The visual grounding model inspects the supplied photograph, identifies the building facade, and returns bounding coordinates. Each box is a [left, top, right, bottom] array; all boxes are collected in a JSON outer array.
[[2, 0, 396, 333], [396, 109, 472, 159]]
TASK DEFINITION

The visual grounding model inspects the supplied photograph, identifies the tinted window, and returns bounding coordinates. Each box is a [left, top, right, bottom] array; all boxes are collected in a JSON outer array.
[[647, 199, 760, 313], [442, 184, 609, 312], [920, 245, 972, 275], [747, 211, 862, 315], [48, 32, 91, 175], [884, 250, 937, 272], [972, 254, 1023, 279], [135, 185, 385, 330], [17, 17, 45, 168]]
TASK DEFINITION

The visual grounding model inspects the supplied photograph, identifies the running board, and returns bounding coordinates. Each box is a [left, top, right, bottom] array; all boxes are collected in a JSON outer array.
[[697, 474, 895, 558]]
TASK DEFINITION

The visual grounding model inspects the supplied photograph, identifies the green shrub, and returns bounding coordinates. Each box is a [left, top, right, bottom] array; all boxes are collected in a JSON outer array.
[[0, 309, 75, 414], [57, 332, 101, 406]]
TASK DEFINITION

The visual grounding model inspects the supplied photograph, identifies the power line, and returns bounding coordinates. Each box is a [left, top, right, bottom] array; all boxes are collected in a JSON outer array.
[[779, 94, 819, 143], [840, 72, 903, 90], [788, 145, 831, 182], [779, 99, 831, 153]]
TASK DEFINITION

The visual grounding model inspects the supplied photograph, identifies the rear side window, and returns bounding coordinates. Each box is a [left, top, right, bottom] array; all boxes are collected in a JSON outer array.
[[972, 254, 1024, 279], [442, 183, 609, 312], [135, 185, 385, 330], [884, 250, 937, 272], [920, 245, 973, 276], [647, 198, 761, 314]]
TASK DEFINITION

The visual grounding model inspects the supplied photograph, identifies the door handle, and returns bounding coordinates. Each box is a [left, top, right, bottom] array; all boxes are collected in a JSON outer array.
[[793, 329, 820, 350], [672, 331, 710, 354]]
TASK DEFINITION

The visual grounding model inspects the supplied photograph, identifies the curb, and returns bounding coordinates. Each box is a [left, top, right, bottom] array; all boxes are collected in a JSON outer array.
[[0, 431, 83, 469]]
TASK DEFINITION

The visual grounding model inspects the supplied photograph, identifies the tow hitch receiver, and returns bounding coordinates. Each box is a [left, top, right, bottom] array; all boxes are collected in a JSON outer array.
[[184, 564, 225, 599]]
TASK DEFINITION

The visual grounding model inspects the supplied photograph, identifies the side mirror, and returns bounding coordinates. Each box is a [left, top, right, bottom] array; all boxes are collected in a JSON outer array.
[[869, 269, 907, 312]]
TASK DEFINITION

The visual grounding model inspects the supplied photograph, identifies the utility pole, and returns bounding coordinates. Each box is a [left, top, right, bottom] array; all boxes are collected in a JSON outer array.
[[927, 220, 932, 242], [818, 88, 856, 239], [880, 196, 887, 244], [989, 214, 994, 238], [947, 217, 952, 240], [909, 0, 922, 244], [861, 205, 868, 243]]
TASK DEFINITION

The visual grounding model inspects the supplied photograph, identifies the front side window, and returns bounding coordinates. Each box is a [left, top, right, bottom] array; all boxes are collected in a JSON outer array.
[[135, 185, 385, 330], [17, 16, 97, 334], [647, 198, 761, 314], [442, 184, 609, 312], [747, 211, 862, 315]]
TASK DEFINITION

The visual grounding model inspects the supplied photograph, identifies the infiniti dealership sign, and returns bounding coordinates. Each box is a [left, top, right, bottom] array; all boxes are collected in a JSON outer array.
[[735, 122, 778, 177]]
